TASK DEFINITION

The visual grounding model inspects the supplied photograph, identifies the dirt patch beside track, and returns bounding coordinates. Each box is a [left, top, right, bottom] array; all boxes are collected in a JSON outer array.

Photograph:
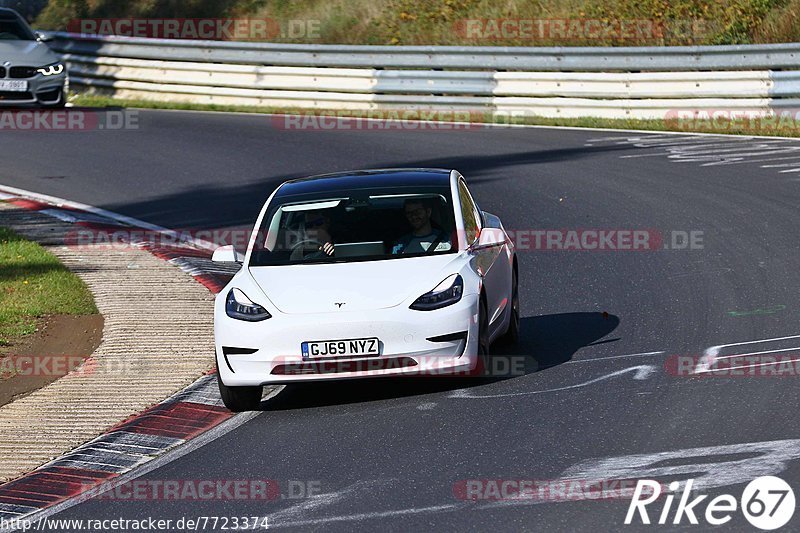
[[0, 314, 103, 407]]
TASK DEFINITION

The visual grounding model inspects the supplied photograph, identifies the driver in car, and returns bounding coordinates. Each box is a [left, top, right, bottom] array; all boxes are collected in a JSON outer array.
[[391, 199, 451, 254], [303, 210, 335, 257]]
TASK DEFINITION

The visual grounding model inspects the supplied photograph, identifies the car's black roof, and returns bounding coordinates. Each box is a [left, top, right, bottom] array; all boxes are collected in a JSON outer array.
[[275, 168, 453, 198], [0, 8, 22, 20]]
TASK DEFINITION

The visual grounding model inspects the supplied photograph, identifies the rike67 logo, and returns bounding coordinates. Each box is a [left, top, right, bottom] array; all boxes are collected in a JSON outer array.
[[626, 476, 795, 530]]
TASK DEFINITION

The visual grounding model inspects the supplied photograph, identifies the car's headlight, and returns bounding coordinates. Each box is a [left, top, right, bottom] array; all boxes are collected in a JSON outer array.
[[410, 274, 463, 311], [225, 288, 271, 321], [36, 62, 65, 76]]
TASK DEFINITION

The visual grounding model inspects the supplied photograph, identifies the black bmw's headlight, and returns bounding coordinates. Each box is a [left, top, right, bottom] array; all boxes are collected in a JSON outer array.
[[410, 274, 463, 311], [226, 288, 271, 321]]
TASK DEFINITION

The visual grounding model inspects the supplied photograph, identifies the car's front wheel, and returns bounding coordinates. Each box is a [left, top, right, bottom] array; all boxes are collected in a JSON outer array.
[[477, 297, 491, 376], [499, 266, 520, 346], [217, 372, 262, 412]]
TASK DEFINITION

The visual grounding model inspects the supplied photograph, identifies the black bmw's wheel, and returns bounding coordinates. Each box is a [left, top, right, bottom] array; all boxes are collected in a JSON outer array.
[[217, 372, 262, 412]]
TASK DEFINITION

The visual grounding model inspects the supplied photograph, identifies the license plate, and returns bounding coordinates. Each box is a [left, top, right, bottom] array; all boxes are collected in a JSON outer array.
[[302, 337, 380, 359], [0, 80, 28, 92]]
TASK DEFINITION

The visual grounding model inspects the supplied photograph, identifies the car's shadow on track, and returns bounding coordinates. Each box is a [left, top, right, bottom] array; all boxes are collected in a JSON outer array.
[[509, 311, 621, 370], [260, 311, 619, 410]]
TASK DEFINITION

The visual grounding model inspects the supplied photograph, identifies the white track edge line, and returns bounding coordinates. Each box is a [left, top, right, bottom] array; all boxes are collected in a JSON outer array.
[[0, 183, 217, 251], [0, 189, 279, 531], [133, 107, 800, 142], [0, 407, 266, 533]]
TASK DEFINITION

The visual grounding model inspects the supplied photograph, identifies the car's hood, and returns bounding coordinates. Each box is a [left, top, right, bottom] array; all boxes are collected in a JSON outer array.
[[0, 40, 57, 65], [248, 254, 464, 314]]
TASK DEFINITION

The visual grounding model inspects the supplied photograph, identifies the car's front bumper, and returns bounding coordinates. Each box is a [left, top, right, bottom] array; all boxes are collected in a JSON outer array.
[[0, 72, 67, 106], [215, 293, 480, 385]]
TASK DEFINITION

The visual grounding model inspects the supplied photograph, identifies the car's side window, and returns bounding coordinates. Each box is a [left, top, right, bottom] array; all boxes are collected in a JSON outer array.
[[458, 179, 481, 245]]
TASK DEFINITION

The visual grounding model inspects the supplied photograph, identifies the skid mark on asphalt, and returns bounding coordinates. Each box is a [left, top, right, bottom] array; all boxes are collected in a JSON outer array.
[[266, 479, 458, 528], [479, 438, 800, 510], [450, 332, 800, 400], [274, 504, 463, 528], [585, 134, 800, 174], [268, 439, 800, 526], [448, 365, 657, 399]]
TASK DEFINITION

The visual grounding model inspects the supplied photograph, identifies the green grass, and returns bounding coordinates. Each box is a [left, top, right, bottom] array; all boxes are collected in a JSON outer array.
[[0, 226, 97, 346], [35, 0, 800, 46], [72, 94, 288, 115], [71, 93, 800, 138]]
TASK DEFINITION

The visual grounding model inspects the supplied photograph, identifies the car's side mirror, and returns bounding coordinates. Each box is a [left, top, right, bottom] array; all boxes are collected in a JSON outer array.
[[471, 228, 506, 250], [35, 31, 53, 42], [212, 245, 244, 263]]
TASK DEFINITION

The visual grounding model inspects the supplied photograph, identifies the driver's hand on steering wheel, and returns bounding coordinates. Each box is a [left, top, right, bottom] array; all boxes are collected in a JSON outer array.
[[320, 242, 335, 256]]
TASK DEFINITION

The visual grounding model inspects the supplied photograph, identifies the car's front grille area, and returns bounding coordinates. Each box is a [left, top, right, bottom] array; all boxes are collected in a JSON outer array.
[[9, 66, 37, 79], [0, 91, 32, 100], [272, 357, 418, 375], [0, 67, 5, 77]]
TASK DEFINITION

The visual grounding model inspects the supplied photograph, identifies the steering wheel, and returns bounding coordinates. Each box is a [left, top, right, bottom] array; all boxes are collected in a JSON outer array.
[[290, 238, 326, 260]]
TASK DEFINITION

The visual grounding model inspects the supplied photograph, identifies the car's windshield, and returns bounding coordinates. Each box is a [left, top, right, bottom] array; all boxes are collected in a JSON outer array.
[[0, 14, 36, 40], [249, 184, 457, 266]]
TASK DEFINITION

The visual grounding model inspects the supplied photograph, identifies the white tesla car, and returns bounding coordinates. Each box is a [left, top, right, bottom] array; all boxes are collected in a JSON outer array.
[[212, 169, 519, 411]]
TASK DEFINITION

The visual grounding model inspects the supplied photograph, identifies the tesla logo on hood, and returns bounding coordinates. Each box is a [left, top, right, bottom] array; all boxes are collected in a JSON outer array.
[[334, 302, 345, 308]]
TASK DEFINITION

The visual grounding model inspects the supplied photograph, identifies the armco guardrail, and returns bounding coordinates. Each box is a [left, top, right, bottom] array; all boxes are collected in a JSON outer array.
[[45, 32, 800, 120]]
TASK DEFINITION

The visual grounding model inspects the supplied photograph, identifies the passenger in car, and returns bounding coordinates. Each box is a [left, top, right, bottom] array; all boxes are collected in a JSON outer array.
[[391, 199, 451, 254]]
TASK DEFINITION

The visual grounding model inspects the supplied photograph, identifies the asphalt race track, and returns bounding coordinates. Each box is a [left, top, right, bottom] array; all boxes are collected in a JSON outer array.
[[2, 109, 800, 531]]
